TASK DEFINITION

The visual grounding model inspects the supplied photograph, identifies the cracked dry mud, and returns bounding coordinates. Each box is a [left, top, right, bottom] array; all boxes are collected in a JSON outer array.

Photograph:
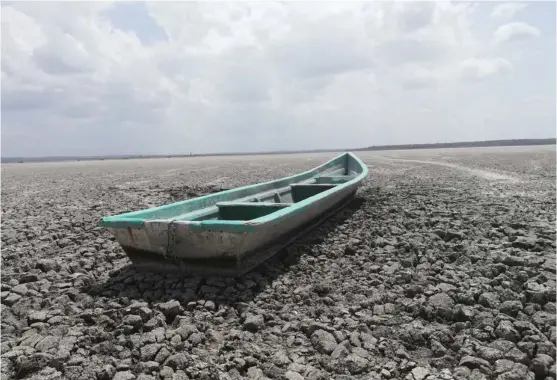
[[1, 146, 556, 380]]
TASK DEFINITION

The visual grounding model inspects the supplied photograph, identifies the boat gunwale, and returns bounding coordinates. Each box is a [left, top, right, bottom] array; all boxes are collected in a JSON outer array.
[[99, 152, 368, 233]]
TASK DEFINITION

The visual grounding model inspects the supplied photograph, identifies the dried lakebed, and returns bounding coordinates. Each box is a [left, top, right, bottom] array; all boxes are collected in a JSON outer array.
[[1, 146, 556, 380]]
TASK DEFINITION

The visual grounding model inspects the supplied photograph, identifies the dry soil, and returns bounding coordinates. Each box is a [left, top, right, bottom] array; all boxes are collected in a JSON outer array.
[[1, 145, 556, 380]]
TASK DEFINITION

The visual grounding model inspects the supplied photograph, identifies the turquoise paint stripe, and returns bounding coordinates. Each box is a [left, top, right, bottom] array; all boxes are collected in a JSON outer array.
[[99, 217, 144, 228], [99, 152, 368, 233]]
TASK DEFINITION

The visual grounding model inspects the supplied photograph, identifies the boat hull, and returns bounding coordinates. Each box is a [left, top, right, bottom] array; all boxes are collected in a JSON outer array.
[[116, 188, 357, 276], [100, 152, 368, 275]]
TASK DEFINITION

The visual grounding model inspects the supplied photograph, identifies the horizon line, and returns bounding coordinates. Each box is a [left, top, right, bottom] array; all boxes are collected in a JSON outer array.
[[2, 137, 555, 163]]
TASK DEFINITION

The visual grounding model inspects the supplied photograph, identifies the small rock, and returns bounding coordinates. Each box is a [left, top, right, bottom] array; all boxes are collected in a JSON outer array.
[[345, 354, 369, 374], [187, 332, 203, 346], [411, 367, 430, 380], [15, 353, 53, 377], [137, 375, 155, 380], [459, 356, 491, 374], [478, 292, 500, 309], [36, 259, 60, 273], [58, 238, 71, 248], [285, 371, 304, 380], [454, 304, 475, 321], [331, 344, 349, 359], [140, 344, 162, 361], [489, 339, 515, 353], [141, 361, 159, 372], [169, 334, 181, 348], [123, 315, 143, 329], [164, 353, 191, 370], [172, 370, 188, 380], [3, 293, 21, 306], [28, 311, 48, 324], [454, 366, 471, 380], [113, 371, 136, 380], [531, 354, 554, 377], [246, 366, 265, 379], [175, 324, 197, 340], [35, 336, 60, 352], [232, 357, 246, 370], [155, 347, 171, 364], [157, 300, 183, 321], [525, 282, 549, 305], [98, 365, 116, 380], [159, 366, 174, 378], [345, 239, 359, 255], [513, 236, 537, 249], [495, 320, 520, 343], [272, 350, 290, 367], [428, 293, 454, 319], [431, 340, 448, 358], [494, 359, 515, 375], [19, 273, 39, 283], [499, 301, 523, 317], [243, 314, 265, 332], [537, 342, 556, 358], [504, 348, 529, 365], [494, 359, 531, 380], [476, 346, 503, 362], [310, 330, 337, 355]]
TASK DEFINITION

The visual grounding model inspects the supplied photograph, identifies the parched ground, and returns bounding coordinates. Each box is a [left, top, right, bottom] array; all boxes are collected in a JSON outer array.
[[1, 146, 556, 380]]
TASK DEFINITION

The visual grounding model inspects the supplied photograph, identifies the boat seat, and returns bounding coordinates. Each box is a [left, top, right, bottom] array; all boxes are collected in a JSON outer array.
[[216, 202, 292, 208], [173, 207, 219, 221], [314, 174, 356, 184], [250, 190, 287, 204], [289, 184, 337, 203], [216, 202, 292, 221]]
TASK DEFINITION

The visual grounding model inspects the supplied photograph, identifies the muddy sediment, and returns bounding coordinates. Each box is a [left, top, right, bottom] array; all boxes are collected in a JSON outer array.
[[1, 147, 556, 380]]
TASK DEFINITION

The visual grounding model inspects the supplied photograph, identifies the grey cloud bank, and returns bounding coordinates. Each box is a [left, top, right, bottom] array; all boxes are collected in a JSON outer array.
[[1, 1, 555, 157]]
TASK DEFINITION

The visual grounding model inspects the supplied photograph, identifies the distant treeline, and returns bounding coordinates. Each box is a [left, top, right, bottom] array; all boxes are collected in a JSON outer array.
[[356, 138, 557, 152], [2, 138, 555, 164]]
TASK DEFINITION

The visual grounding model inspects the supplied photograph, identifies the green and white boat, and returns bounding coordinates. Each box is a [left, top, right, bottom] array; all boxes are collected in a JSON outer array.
[[99, 152, 368, 276]]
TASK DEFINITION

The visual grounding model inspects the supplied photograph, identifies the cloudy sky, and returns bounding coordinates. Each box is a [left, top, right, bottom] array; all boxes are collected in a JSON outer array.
[[1, 1, 555, 157]]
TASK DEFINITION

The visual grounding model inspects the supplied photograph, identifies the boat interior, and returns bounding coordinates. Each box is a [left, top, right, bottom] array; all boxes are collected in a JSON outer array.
[[181, 169, 359, 222]]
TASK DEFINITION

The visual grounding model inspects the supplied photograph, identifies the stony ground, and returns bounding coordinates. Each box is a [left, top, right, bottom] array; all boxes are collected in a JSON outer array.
[[1, 146, 556, 380]]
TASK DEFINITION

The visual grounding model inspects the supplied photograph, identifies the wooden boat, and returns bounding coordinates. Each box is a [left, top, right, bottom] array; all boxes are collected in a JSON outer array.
[[99, 152, 368, 276]]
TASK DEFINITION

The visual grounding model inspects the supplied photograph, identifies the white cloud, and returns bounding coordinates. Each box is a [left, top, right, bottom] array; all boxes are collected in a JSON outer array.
[[399, 66, 438, 90], [490, 3, 528, 20], [494, 22, 541, 44], [459, 58, 512, 81], [1, 1, 554, 157]]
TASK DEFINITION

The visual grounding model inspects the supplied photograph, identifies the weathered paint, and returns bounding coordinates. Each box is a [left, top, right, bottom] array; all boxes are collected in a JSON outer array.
[[99, 152, 368, 265], [120, 190, 357, 276]]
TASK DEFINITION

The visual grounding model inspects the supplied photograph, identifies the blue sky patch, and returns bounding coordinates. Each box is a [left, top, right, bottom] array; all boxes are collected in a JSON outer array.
[[103, 1, 168, 44]]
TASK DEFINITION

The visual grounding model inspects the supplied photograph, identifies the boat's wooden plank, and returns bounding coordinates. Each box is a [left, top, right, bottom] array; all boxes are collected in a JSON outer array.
[[314, 174, 357, 184], [216, 202, 292, 207], [172, 207, 219, 221], [289, 184, 337, 203], [216, 202, 291, 221]]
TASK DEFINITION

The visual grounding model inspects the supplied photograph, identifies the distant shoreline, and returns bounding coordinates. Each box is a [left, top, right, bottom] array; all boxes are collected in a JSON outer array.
[[2, 138, 555, 164]]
